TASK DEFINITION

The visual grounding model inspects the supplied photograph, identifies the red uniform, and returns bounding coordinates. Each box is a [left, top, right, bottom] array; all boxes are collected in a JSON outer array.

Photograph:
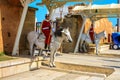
[[41, 20, 52, 45], [89, 24, 94, 43]]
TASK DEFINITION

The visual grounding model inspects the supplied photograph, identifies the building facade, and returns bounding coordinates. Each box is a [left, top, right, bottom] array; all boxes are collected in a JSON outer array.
[[62, 15, 113, 53], [0, 0, 36, 54]]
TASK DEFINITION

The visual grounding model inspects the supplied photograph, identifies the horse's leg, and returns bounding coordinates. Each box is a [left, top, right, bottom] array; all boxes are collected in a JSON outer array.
[[96, 44, 99, 55], [79, 40, 83, 52], [30, 43, 34, 56], [85, 42, 89, 52], [52, 51, 56, 67], [42, 50, 48, 60], [95, 40, 97, 55], [49, 49, 56, 67], [38, 49, 42, 56], [95, 39, 99, 55], [83, 41, 88, 53], [38, 49, 41, 56], [33, 45, 36, 56]]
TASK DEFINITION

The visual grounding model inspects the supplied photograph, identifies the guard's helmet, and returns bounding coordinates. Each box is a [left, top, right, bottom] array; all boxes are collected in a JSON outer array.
[[45, 14, 50, 19]]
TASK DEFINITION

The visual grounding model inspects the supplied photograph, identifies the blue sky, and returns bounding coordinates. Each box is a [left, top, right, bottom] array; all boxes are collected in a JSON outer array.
[[29, 0, 118, 26]]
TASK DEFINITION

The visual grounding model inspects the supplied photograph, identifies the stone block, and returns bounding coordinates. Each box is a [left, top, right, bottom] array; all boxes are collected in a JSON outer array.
[[0, 68, 2, 78], [16, 64, 29, 74]]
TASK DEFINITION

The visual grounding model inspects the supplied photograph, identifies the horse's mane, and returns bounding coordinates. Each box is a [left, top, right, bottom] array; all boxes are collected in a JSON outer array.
[[54, 28, 63, 37]]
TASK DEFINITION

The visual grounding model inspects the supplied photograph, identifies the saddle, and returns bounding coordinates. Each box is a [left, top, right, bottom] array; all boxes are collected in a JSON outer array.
[[37, 33, 45, 40], [37, 33, 54, 43]]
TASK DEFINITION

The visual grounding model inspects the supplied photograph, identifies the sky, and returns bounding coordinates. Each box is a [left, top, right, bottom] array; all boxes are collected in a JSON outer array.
[[29, 0, 118, 26]]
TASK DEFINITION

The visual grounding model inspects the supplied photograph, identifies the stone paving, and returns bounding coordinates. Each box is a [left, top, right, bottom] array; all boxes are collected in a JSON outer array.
[[55, 53, 120, 80], [100, 49, 120, 55], [0, 49, 120, 80], [1, 68, 104, 80]]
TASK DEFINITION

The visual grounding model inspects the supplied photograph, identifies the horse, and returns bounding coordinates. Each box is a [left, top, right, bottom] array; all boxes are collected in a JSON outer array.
[[79, 31, 107, 55], [27, 27, 73, 67]]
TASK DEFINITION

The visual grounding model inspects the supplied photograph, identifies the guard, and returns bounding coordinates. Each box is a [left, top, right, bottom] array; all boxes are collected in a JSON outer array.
[[89, 23, 95, 44], [41, 14, 52, 50]]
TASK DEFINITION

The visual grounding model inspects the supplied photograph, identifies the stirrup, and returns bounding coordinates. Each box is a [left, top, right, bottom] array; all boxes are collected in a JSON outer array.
[[43, 49, 50, 52], [47, 50, 51, 55]]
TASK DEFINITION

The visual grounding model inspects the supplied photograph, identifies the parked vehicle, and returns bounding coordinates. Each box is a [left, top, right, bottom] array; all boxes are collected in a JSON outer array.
[[111, 32, 120, 49]]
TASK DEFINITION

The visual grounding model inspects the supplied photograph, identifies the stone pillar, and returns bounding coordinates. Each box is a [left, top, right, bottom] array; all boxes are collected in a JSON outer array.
[[0, 9, 4, 53]]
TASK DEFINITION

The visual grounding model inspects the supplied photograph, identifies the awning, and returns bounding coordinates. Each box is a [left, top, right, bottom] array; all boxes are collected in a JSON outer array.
[[72, 4, 120, 20]]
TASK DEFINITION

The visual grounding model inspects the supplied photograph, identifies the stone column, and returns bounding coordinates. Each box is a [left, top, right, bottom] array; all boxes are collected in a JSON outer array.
[[0, 9, 4, 52]]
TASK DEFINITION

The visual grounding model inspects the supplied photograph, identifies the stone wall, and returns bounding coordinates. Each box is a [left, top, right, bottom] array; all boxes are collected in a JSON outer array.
[[0, 0, 21, 54], [0, 8, 4, 52], [0, 0, 36, 54], [62, 15, 83, 53]]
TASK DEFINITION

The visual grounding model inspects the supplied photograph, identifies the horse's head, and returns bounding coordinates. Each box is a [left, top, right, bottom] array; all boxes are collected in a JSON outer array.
[[61, 27, 73, 43], [54, 17, 73, 42]]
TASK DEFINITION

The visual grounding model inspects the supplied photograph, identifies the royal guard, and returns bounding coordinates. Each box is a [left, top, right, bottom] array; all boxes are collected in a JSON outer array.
[[89, 23, 95, 44], [41, 14, 52, 50]]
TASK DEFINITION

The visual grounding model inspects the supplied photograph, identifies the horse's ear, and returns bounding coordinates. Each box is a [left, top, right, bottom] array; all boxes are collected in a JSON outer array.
[[61, 28, 67, 34], [61, 30, 64, 33], [67, 27, 69, 29]]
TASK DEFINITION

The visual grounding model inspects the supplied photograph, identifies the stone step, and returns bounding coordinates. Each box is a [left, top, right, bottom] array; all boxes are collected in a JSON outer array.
[[0, 56, 43, 78], [0, 68, 105, 80], [41, 61, 114, 77], [0, 53, 115, 79], [88, 45, 110, 54]]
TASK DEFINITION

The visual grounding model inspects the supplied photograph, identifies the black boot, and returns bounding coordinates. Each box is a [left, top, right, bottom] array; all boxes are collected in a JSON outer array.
[[44, 44, 47, 50], [47, 45, 51, 55], [48, 45, 50, 50]]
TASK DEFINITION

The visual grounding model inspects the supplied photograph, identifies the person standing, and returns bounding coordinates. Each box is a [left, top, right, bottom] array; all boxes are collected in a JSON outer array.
[[41, 14, 52, 50]]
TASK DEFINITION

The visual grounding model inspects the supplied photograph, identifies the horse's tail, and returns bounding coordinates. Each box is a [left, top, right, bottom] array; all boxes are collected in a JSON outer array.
[[25, 34, 29, 49]]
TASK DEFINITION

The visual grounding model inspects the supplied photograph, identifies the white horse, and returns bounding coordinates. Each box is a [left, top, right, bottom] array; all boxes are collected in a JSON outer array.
[[80, 31, 107, 55], [27, 27, 73, 67]]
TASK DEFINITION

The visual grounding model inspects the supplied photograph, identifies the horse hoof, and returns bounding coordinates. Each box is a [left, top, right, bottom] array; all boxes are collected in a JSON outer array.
[[49, 65, 53, 68], [49, 64, 56, 68], [49, 65, 56, 68], [96, 54, 99, 56], [53, 65, 56, 67]]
